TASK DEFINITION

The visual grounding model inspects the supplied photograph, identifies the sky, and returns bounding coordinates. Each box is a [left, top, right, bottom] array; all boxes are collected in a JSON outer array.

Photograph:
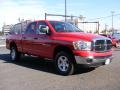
[[0, 0, 120, 31]]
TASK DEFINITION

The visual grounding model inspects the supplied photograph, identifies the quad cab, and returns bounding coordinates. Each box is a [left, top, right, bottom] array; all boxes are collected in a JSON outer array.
[[6, 20, 113, 75]]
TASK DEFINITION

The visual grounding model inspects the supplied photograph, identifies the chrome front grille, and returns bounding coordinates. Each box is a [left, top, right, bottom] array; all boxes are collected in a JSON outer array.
[[92, 38, 112, 52]]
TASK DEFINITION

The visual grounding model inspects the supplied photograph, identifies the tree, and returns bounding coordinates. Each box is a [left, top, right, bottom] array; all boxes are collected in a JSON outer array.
[[89, 30, 92, 33], [101, 29, 106, 34], [94, 30, 99, 34], [0, 31, 4, 36]]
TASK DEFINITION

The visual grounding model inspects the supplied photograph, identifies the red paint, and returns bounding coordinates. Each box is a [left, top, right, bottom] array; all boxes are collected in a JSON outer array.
[[6, 20, 112, 60]]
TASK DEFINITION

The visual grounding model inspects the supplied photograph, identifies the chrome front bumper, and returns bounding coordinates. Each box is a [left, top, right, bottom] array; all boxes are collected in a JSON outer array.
[[75, 55, 112, 67]]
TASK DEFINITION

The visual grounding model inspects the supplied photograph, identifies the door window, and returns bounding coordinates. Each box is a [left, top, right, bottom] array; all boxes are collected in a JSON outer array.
[[25, 22, 37, 34], [36, 21, 49, 34]]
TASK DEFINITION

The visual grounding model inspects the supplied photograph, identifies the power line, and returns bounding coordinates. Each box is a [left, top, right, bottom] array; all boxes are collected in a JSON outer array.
[[88, 13, 120, 21]]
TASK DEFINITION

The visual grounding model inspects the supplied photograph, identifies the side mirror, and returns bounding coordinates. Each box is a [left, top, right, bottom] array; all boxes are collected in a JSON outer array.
[[39, 25, 50, 35], [42, 26, 49, 34]]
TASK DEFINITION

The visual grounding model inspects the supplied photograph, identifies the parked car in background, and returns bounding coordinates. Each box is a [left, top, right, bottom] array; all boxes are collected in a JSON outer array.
[[112, 33, 120, 40], [99, 33, 120, 48]]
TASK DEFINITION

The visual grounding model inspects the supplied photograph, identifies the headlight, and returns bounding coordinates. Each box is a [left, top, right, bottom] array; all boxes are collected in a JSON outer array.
[[73, 41, 91, 50]]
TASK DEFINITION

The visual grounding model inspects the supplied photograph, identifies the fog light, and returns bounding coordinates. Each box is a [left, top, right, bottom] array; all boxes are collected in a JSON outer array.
[[86, 59, 93, 63]]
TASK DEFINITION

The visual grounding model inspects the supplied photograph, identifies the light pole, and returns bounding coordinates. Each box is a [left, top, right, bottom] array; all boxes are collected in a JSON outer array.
[[65, 0, 67, 22], [105, 24, 108, 34], [111, 11, 114, 33]]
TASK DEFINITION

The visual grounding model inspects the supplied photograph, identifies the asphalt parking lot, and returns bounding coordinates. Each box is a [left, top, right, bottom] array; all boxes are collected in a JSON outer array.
[[0, 47, 120, 90], [0, 40, 6, 47]]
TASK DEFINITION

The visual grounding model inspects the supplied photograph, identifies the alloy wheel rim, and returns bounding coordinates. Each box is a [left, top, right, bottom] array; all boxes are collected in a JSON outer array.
[[57, 56, 69, 72], [11, 49, 16, 60]]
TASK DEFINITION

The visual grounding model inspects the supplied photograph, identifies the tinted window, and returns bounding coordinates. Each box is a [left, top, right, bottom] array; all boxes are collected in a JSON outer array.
[[10, 24, 21, 34], [50, 21, 83, 32], [25, 22, 36, 34]]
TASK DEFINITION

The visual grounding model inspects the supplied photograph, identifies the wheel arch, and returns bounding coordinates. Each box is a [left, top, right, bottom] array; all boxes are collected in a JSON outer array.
[[53, 45, 76, 64], [10, 41, 17, 49]]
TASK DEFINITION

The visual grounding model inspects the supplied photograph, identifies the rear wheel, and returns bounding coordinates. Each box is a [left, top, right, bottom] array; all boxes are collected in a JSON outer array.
[[55, 52, 74, 75], [10, 46, 21, 61]]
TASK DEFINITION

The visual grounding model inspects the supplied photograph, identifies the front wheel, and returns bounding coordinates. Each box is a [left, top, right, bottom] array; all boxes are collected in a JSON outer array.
[[10, 46, 21, 61], [55, 52, 75, 76]]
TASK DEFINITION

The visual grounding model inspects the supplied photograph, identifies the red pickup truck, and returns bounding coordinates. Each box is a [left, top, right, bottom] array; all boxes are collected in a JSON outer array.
[[6, 20, 112, 75]]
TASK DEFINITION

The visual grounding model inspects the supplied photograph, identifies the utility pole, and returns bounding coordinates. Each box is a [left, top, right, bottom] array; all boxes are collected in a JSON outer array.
[[45, 13, 47, 20], [18, 17, 21, 23], [65, 0, 67, 22], [105, 24, 108, 34], [111, 11, 114, 33]]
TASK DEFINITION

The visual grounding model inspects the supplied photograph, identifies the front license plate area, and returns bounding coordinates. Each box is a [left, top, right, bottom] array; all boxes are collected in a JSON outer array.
[[105, 58, 110, 65]]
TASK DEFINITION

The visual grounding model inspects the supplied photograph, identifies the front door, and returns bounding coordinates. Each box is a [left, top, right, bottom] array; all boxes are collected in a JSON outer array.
[[22, 22, 37, 54], [32, 21, 52, 58]]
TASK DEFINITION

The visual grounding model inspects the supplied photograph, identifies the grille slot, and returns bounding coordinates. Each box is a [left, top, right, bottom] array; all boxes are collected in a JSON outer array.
[[93, 39, 112, 52]]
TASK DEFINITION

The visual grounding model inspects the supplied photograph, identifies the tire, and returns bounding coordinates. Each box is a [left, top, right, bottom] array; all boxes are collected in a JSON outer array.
[[10, 46, 21, 61], [55, 52, 75, 76]]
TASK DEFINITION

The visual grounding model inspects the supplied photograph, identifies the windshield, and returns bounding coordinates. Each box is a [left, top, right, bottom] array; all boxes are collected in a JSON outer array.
[[50, 21, 83, 32]]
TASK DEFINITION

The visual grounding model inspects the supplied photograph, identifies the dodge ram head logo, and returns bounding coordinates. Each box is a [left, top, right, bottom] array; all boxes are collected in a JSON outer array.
[[99, 44, 103, 49]]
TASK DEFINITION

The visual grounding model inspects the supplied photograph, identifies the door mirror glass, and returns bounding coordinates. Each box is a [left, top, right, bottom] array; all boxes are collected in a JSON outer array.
[[38, 25, 50, 35]]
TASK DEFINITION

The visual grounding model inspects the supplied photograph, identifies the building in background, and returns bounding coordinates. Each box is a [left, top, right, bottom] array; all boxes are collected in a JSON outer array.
[[2, 20, 31, 35], [2, 25, 13, 35], [11, 20, 31, 34]]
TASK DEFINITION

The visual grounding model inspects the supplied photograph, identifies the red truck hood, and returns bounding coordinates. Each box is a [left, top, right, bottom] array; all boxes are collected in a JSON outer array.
[[54, 32, 105, 42]]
